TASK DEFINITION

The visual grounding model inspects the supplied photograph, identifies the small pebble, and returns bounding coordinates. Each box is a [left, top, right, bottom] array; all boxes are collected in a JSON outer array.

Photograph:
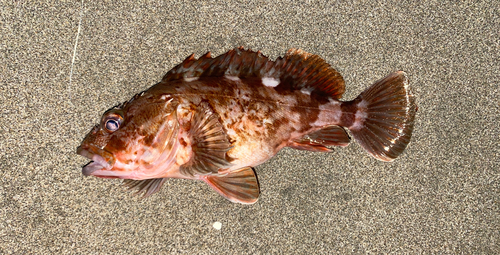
[[213, 221, 222, 230]]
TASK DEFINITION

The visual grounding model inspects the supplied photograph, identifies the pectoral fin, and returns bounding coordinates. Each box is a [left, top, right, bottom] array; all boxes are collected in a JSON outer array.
[[201, 167, 260, 204], [180, 101, 233, 176]]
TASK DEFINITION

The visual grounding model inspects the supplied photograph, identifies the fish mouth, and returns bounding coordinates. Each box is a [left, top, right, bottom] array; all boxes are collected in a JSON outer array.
[[77, 145, 115, 176]]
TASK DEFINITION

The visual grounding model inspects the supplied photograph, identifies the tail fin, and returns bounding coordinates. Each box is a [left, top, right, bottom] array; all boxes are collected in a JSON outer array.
[[343, 71, 417, 161]]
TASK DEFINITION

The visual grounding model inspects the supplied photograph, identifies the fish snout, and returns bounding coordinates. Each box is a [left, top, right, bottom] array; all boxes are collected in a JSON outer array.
[[77, 145, 115, 176]]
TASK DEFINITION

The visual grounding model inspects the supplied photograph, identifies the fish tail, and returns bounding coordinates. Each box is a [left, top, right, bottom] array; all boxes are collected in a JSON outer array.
[[341, 71, 417, 161]]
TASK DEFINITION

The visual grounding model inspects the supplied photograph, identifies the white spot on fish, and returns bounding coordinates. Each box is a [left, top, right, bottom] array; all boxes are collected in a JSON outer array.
[[300, 87, 313, 95], [213, 221, 222, 230], [313, 99, 341, 127], [184, 77, 199, 82], [226, 128, 237, 137], [288, 111, 303, 130], [384, 146, 390, 151], [349, 99, 369, 131], [351, 110, 368, 131], [161, 97, 174, 105], [357, 99, 368, 109], [262, 77, 280, 87], [280, 94, 298, 105], [225, 75, 240, 81]]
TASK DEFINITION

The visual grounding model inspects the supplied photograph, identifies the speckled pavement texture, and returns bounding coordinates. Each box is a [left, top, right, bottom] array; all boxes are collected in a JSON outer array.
[[1, 1, 499, 254]]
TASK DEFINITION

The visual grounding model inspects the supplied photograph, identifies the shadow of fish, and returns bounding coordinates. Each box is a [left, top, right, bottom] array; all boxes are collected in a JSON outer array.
[[77, 47, 417, 204]]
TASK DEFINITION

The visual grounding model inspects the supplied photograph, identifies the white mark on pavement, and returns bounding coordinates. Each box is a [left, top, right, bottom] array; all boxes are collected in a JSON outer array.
[[68, 0, 84, 107]]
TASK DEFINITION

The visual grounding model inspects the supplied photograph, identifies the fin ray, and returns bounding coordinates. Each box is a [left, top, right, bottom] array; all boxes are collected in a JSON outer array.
[[202, 167, 260, 204], [289, 125, 350, 152], [179, 101, 232, 176], [346, 71, 417, 161], [162, 47, 345, 99], [122, 178, 167, 198]]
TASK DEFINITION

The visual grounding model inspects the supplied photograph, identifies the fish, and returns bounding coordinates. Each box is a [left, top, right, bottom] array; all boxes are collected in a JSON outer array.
[[77, 47, 417, 204]]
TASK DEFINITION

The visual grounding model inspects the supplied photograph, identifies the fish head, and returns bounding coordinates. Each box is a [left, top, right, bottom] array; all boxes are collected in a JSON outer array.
[[77, 94, 180, 180]]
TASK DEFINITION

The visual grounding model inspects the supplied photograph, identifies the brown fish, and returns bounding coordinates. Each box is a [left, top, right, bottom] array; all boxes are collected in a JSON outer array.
[[77, 47, 417, 204]]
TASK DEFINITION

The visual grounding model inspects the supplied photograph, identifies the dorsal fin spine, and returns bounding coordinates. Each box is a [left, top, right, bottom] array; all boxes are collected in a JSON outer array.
[[162, 47, 345, 99]]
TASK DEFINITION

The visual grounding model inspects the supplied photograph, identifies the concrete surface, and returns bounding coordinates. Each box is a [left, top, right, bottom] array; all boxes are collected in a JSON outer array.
[[1, 0, 499, 254]]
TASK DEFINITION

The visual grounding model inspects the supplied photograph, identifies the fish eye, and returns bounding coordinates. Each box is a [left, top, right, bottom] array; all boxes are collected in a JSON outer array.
[[105, 119, 120, 132], [102, 111, 124, 133]]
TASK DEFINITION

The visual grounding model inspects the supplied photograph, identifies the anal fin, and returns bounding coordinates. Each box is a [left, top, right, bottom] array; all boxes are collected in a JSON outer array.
[[289, 125, 350, 152], [201, 167, 260, 204], [288, 142, 332, 152]]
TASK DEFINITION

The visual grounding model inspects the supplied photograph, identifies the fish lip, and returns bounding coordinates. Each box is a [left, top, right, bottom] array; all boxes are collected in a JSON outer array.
[[77, 146, 113, 176]]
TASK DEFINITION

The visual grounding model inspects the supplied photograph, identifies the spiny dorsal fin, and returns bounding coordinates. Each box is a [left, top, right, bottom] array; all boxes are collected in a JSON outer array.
[[179, 101, 233, 176], [122, 178, 167, 198], [201, 167, 260, 204], [162, 47, 345, 99]]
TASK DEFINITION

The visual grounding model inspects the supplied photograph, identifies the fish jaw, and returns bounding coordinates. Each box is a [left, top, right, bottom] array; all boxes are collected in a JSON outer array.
[[77, 145, 115, 176], [77, 140, 182, 180], [77, 144, 138, 179], [77, 145, 139, 179]]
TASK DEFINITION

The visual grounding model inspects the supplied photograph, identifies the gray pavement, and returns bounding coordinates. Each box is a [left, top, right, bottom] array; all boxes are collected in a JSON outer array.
[[1, 0, 499, 253]]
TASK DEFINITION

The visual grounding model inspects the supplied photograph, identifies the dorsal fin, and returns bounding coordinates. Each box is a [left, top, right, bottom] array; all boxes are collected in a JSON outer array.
[[162, 47, 345, 99]]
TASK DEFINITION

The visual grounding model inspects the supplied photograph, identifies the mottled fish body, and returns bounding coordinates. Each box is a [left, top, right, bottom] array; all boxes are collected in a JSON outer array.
[[77, 48, 417, 204]]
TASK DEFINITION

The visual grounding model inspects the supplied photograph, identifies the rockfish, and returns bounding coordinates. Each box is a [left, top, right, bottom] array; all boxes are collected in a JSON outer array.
[[77, 47, 417, 204]]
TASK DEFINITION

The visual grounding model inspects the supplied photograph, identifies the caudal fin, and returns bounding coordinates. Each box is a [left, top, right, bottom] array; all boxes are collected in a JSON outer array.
[[343, 71, 417, 161]]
